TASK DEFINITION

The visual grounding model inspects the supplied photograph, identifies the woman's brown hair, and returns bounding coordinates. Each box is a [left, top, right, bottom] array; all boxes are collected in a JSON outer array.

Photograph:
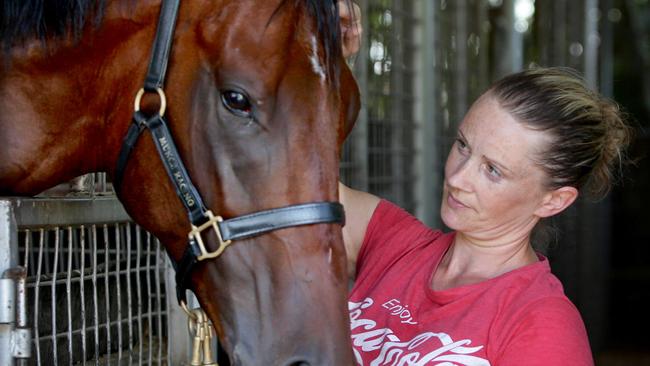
[[490, 67, 632, 200]]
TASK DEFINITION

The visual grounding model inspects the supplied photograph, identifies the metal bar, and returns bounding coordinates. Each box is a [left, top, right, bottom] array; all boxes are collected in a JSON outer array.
[[6, 267, 30, 364], [0, 278, 15, 323], [43, 232, 51, 279], [554, 0, 568, 65], [99, 173, 108, 194], [416, 0, 438, 226], [0, 278, 15, 366], [155, 243, 163, 365], [390, 0, 405, 205], [126, 223, 134, 364], [34, 229, 45, 366], [66, 227, 74, 366], [115, 224, 123, 363], [22, 230, 30, 270], [136, 226, 144, 366], [80, 225, 88, 364], [0, 201, 17, 271], [455, 0, 469, 115], [146, 232, 153, 365], [10, 197, 129, 228], [600, 0, 614, 98], [103, 225, 112, 361], [0, 200, 18, 366], [92, 225, 100, 365], [51, 229, 60, 365], [583, 0, 599, 88], [16, 249, 28, 331]]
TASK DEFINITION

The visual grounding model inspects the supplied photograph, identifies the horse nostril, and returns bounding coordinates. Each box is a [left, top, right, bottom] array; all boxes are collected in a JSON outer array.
[[289, 362, 310, 366]]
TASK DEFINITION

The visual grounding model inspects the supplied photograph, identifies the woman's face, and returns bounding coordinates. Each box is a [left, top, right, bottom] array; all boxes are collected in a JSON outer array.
[[440, 94, 552, 240]]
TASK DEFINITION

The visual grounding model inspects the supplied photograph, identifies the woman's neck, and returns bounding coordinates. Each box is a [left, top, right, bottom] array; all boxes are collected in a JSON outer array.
[[431, 231, 539, 291]]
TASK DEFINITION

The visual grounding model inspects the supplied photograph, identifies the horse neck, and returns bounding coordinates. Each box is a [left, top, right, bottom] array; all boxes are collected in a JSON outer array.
[[0, 4, 155, 196]]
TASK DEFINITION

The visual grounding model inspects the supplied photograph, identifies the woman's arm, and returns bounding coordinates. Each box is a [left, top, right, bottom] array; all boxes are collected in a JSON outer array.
[[339, 182, 380, 279], [338, 2, 370, 278]]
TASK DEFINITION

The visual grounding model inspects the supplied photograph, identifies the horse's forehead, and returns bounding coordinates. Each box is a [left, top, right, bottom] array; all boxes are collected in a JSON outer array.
[[198, 1, 322, 54], [197, 1, 327, 85]]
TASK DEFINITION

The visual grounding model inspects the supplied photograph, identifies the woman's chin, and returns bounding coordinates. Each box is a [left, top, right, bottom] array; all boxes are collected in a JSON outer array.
[[440, 205, 462, 231]]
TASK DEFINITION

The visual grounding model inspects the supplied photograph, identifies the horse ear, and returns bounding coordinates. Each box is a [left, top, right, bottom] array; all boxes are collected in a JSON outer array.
[[339, 66, 360, 143]]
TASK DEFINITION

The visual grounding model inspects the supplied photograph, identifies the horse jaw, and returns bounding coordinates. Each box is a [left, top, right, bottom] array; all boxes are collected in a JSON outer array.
[[188, 227, 354, 366]]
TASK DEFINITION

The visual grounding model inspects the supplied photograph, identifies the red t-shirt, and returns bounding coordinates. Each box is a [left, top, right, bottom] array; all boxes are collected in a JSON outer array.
[[349, 200, 593, 366]]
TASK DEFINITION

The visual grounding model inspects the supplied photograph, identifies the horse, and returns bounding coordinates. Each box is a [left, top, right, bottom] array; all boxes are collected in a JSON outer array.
[[0, 0, 360, 365]]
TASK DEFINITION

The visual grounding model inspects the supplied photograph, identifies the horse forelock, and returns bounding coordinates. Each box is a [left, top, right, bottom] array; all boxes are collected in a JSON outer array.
[[0, 0, 107, 50], [272, 0, 350, 87]]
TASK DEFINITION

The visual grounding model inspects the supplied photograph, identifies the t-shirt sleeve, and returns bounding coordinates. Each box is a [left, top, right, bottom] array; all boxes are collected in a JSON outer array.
[[355, 199, 441, 277], [493, 297, 594, 366]]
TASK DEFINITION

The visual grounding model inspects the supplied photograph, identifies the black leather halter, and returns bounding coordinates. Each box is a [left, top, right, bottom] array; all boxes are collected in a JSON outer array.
[[114, 0, 345, 306]]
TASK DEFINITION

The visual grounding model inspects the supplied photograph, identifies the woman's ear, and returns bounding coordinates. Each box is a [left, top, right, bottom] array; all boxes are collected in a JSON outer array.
[[535, 186, 579, 218]]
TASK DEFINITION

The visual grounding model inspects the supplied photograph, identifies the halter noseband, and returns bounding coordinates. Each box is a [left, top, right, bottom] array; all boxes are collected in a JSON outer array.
[[114, 0, 345, 306]]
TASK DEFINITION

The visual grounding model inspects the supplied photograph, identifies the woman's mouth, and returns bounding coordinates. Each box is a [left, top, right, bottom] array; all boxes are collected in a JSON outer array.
[[447, 191, 469, 209]]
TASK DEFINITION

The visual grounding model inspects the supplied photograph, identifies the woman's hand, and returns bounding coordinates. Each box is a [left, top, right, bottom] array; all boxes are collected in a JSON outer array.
[[338, 1, 362, 58]]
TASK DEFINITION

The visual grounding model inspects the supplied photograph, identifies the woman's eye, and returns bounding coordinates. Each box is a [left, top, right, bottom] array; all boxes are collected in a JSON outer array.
[[486, 164, 501, 178], [455, 138, 468, 151], [221, 90, 252, 117]]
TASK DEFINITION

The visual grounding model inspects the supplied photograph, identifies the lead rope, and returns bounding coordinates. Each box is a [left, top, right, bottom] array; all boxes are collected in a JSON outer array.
[[185, 305, 218, 366]]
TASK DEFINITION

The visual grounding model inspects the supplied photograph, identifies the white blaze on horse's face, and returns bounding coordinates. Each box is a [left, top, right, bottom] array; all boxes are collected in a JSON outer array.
[[309, 35, 326, 82]]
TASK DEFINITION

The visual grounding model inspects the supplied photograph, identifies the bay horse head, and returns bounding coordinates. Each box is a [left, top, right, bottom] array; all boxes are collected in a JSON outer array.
[[0, 0, 360, 364]]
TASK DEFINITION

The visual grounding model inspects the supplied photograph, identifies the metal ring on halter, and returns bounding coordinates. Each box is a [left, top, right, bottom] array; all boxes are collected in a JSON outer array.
[[133, 87, 167, 116], [180, 300, 198, 320]]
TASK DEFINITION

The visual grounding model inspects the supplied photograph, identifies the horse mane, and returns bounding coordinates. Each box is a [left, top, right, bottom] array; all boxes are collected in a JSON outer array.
[[303, 0, 346, 85], [0, 0, 106, 48], [1, 0, 349, 84]]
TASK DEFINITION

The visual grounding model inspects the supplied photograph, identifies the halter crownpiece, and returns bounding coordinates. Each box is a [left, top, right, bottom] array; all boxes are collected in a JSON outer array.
[[114, 0, 345, 306]]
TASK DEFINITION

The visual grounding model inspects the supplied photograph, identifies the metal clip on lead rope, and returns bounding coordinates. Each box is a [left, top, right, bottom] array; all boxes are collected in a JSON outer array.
[[187, 307, 218, 366]]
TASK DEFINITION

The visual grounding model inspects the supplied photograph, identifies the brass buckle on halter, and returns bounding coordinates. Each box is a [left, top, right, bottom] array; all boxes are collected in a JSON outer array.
[[189, 210, 233, 261]]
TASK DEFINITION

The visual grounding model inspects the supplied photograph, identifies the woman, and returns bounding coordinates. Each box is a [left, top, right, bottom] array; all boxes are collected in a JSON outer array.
[[337, 9, 633, 363], [340, 67, 631, 365]]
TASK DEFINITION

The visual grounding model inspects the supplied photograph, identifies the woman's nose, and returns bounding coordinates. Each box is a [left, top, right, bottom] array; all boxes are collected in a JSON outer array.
[[446, 156, 473, 191]]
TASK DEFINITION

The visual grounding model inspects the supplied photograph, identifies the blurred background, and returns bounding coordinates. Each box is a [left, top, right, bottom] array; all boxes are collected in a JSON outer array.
[[339, 0, 649, 364]]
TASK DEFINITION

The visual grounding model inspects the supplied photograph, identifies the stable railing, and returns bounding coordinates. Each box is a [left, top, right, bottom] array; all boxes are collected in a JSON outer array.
[[0, 196, 194, 365]]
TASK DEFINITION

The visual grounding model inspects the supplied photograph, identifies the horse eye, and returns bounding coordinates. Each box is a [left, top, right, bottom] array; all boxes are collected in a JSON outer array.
[[221, 90, 252, 117]]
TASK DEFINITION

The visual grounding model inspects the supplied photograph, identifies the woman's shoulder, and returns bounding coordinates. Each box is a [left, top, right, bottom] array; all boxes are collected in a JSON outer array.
[[366, 199, 443, 244], [371, 199, 434, 228], [492, 294, 592, 365], [488, 270, 592, 364], [354, 199, 448, 276], [513, 291, 584, 327], [485, 257, 586, 333]]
